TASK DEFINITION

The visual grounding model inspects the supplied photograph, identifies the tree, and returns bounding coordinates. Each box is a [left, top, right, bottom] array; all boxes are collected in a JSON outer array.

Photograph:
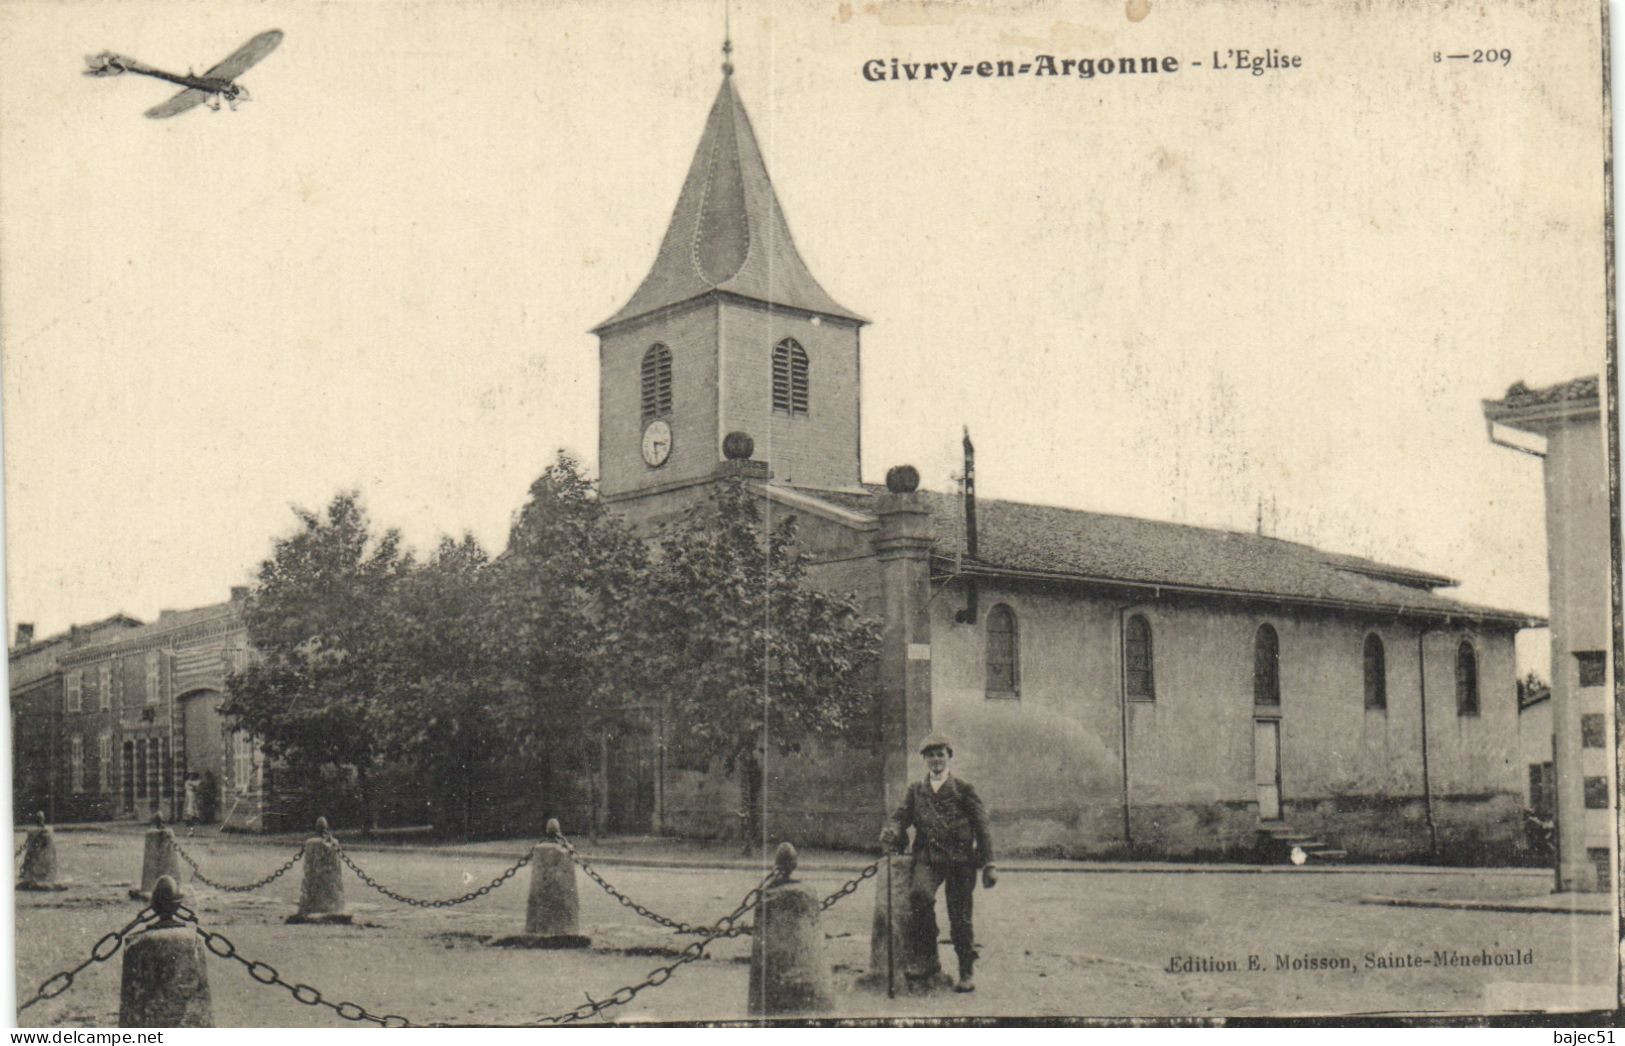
[[223, 492, 411, 831], [488, 452, 650, 828], [646, 477, 881, 849], [380, 534, 517, 838], [1517, 669, 1550, 709]]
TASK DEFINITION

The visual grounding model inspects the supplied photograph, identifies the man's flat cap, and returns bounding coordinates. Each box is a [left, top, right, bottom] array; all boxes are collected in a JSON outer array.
[[919, 733, 953, 756]]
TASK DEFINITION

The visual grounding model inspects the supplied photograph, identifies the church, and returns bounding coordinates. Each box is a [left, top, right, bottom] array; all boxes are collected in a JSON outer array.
[[592, 58, 1538, 862]]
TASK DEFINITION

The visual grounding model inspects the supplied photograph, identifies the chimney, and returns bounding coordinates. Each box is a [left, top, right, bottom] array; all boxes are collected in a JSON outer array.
[[955, 427, 980, 625], [961, 426, 978, 560], [14, 623, 33, 648], [230, 586, 250, 602]]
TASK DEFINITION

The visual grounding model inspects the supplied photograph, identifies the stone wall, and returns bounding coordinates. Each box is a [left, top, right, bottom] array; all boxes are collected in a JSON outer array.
[[928, 576, 1526, 861]]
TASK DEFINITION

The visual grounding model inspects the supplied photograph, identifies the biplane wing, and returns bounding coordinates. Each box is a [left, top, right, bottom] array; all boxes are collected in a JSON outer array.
[[145, 86, 211, 119], [202, 29, 283, 82]]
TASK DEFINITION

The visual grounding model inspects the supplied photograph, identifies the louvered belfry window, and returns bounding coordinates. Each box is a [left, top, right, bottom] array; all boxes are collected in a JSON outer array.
[[641, 344, 672, 420], [772, 339, 809, 415]]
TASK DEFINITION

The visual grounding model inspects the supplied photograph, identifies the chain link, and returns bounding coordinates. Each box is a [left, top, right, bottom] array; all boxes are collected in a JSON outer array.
[[173, 840, 305, 893], [531, 854, 883, 1025], [325, 832, 532, 908], [554, 831, 774, 938], [528, 855, 784, 1026], [534, 934, 715, 1025], [17, 907, 158, 1013], [189, 914, 411, 1027], [817, 856, 884, 911]]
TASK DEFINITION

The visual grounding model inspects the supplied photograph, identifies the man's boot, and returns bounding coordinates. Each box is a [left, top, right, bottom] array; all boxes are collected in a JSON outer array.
[[955, 952, 975, 993]]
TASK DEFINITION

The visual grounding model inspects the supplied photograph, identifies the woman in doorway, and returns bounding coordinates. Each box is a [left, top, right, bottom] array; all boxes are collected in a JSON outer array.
[[182, 771, 201, 833]]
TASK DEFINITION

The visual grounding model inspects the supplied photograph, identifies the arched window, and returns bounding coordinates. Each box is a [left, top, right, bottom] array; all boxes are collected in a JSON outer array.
[[1253, 624, 1281, 707], [1125, 614, 1155, 701], [1363, 633, 1387, 711], [772, 338, 809, 415], [641, 344, 672, 420], [986, 604, 1019, 697], [1455, 640, 1479, 716]]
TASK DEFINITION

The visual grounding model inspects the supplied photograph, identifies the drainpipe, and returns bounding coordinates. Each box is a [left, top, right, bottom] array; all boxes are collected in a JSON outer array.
[[1116, 604, 1136, 850], [1416, 626, 1438, 855]]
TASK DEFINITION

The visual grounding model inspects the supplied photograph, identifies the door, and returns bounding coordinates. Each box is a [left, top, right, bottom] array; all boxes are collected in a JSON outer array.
[[1254, 719, 1282, 820]]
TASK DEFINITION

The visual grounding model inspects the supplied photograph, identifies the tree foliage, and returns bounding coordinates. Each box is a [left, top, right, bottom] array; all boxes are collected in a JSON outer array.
[[224, 462, 882, 840], [647, 478, 881, 778], [381, 534, 515, 837], [223, 492, 411, 827], [491, 454, 649, 750]]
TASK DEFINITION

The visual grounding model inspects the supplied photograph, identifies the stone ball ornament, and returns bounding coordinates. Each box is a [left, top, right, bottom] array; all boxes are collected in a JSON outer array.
[[885, 464, 920, 494], [723, 431, 756, 460]]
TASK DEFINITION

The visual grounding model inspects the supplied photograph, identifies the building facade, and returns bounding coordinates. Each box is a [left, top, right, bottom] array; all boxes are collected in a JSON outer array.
[[591, 63, 1538, 861], [10, 615, 142, 822], [1484, 377, 1616, 891], [10, 590, 273, 831]]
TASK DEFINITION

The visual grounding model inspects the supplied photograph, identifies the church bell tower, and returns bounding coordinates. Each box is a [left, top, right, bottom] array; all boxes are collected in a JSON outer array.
[[593, 49, 866, 508]]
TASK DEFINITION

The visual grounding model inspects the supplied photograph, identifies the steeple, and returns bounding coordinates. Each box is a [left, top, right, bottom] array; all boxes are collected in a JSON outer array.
[[593, 72, 864, 333]]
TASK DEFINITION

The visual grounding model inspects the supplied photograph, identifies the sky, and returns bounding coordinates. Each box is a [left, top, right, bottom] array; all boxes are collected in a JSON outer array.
[[0, 0, 1610, 674]]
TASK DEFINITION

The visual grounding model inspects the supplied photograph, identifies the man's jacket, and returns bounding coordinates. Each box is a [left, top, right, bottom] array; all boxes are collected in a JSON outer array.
[[888, 775, 994, 867]]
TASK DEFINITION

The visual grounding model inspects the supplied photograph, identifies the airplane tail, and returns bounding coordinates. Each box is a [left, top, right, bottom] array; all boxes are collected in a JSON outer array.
[[83, 52, 128, 76]]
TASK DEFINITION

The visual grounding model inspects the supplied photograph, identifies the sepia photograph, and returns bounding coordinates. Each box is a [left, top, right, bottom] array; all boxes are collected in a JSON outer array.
[[1, 0, 1618, 1027]]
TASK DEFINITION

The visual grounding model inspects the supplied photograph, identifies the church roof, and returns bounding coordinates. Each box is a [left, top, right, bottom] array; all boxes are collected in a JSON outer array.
[[812, 486, 1539, 627], [593, 75, 864, 333]]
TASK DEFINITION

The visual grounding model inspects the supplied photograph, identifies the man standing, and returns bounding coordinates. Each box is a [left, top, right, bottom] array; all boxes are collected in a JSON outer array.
[[881, 733, 997, 992]]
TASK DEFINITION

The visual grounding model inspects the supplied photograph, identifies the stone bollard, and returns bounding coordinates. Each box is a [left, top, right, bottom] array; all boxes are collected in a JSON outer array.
[[130, 816, 183, 901], [863, 853, 913, 995], [287, 818, 352, 924], [491, 819, 590, 948], [747, 843, 833, 1016], [18, 812, 68, 892], [119, 876, 213, 1027]]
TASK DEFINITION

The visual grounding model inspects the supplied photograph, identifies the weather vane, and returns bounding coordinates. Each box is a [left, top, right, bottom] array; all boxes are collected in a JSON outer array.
[[84, 29, 283, 118], [722, 1, 733, 76]]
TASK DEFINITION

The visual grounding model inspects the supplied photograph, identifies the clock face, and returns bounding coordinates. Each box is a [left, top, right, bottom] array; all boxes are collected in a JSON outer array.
[[641, 419, 672, 467]]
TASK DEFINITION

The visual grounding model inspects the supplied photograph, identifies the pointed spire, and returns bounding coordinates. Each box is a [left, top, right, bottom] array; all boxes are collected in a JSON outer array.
[[594, 69, 864, 333]]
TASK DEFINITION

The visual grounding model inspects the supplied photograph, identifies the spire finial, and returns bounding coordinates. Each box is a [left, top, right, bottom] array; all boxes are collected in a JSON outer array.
[[722, 2, 734, 76]]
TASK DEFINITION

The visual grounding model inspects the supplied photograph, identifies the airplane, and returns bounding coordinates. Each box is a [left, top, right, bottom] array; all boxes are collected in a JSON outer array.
[[84, 29, 283, 118]]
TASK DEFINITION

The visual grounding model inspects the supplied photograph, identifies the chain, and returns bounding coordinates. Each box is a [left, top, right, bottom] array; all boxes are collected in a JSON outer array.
[[15, 837, 27, 860], [535, 934, 715, 1024], [817, 856, 885, 911], [554, 831, 772, 938], [531, 855, 886, 1025], [325, 832, 532, 908], [17, 907, 159, 1013], [173, 840, 305, 893], [529, 859, 783, 1025], [190, 913, 411, 1027]]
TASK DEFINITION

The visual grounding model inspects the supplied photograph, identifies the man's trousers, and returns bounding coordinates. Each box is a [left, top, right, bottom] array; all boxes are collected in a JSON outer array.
[[906, 856, 977, 975]]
